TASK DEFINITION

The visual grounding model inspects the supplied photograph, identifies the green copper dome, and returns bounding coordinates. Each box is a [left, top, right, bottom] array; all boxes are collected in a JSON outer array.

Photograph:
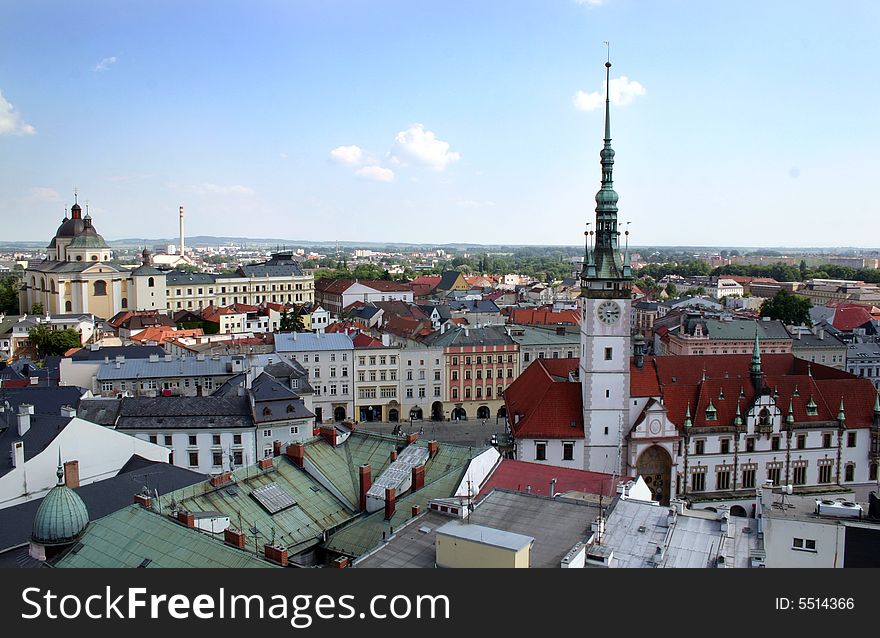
[[31, 461, 89, 546], [67, 233, 108, 249]]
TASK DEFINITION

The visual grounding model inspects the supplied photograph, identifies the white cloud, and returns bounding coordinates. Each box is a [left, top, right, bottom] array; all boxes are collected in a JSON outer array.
[[390, 124, 461, 171], [181, 183, 255, 196], [94, 56, 118, 72], [329, 145, 365, 166], [573, 76, 646, 111], [0, 91, 36, 136], [279, 152, 288, 160], [456, 199, 496, 209], [355, 166, 394, 182], [575, 0, 607, 6]]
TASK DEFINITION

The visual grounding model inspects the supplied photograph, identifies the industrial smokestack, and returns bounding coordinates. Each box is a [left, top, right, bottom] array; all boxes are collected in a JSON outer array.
[[179, 206, 185, 257]]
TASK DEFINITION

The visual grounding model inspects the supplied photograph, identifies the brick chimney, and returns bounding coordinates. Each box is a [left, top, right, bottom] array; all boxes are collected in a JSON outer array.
[[331, 556, 349, 569], [286, 442, 305, 468], [405, 432, 419, 445], [133, 493, 153, 509], [411, 504, 422, 518], [384, 487, 396, 520], [209, 471, 233, 487], [272, 440, 282, 457], [63, 460, 80, 488], [359, 464, 372, 512], [319, 425, 338, 447], [224, 528, 246, 549], [258, 458, 273, 470], [390, 449, 397, 462], [411, 464, 425, 492], [264, 544, 289, 567], [428, 440, 440, 459], [176, 510, 195, 528]]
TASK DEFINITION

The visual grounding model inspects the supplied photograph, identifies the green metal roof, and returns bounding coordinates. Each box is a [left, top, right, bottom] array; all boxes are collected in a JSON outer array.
[[32, 484, 89, 546], [304, 431, 400, 508], [159, 455, 358, 555], [509, 326, 580, 347], [67, 234, 109, 249], [52, 505, 276, 568], [323, 440, 485, 558]]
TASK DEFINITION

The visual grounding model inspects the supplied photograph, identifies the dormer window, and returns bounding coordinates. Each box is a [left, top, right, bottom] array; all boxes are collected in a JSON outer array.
[[806, 398, 818, 416], [705, 401, 717, 421]]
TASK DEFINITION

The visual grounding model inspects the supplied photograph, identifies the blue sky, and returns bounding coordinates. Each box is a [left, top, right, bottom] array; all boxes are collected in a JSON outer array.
[[1, 1, 878, 247]]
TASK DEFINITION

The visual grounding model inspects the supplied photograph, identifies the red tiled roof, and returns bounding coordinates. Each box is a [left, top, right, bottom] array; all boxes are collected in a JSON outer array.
[[478, 459, 626, 498], [326, 321, 369, 334], [508, 308, 581, 326], [352, 333, 384, 348], [131, 327, 203, 345], [829, 304, 873, 331], [506, 358, 584, 439]]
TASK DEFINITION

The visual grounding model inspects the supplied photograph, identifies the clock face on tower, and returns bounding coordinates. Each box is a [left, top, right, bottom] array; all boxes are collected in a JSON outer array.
[[597, 300, 622, 325]]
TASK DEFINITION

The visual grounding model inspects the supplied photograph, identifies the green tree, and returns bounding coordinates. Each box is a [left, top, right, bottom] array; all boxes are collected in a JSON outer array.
[[0, 275, 20, 315], [665, 283, 678, 297], [28, 325, 82, 357], [30, 302, 44, 315], [279, 307, 305, 332], [760, 290, 812, 326]]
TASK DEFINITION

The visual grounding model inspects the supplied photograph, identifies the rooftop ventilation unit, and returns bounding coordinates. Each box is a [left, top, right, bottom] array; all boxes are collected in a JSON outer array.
[[815, 499, 863, 519]]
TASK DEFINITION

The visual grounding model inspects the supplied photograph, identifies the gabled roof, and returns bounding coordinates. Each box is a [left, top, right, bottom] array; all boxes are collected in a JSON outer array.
[[505, 358, 584, 439], [352, 333, 384, 348], [435, 271, 466, 291]]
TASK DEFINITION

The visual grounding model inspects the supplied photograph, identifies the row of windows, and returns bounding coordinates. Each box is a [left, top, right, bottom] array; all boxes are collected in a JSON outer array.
[[451, 369, 514, 380], [290, 353, 348, 363], [405, 387, 441, 398], [523, 350, 575, 362], [358, 355, 398, 366], [533, 441, 576, 462], [692, 431, 858, 455], [451, 385, 505, 400], [688, 460, 875, 491], [451, 354, 514, 365]]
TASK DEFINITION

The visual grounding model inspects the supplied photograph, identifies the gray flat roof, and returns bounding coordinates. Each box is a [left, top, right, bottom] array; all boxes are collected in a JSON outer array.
[[355, 489, 600, 568], [436, 519, 534, 552]]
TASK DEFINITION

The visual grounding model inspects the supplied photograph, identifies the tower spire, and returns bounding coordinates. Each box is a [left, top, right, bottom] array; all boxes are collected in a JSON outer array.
[[581, 43, 629, 290]]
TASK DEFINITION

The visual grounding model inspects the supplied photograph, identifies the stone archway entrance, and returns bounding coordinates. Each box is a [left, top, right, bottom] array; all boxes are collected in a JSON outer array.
[[409, 407, 423, 421], [388, 409, 399, 422], [730, 505, 748, 518], [477, 406, 490, 420], [333, 406, 346, 422], [431, 402, 444, 421], [636, 445, 673, 505], [451, 407, 467, 421]]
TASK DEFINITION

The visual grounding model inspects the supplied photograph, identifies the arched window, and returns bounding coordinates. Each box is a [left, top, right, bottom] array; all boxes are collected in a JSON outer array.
[[476, 387, 482, 398], [758, 408, 771, 426], [870, 463, 878, 481], [844, 463, 855, 482], [263, 407, 272, 416], [65, 300, 72, 312], [148, 277, 155, 288], [76, 256, 82, 261], [465, 387, 471, 399], [465, 370, 471, 380], [451, 370, 458, 381], [91, 255, 98, 261], [451, 387, 458, 399], [93, 280, 107, 296], [286, 404, 294, 413], [121, 297, 128, 309], [51, 280, 57, 294]]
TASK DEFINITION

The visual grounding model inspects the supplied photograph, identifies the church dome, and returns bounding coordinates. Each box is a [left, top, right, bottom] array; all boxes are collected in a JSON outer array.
[[54, 216, 84, 238], [31, 464, 89, 546]]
